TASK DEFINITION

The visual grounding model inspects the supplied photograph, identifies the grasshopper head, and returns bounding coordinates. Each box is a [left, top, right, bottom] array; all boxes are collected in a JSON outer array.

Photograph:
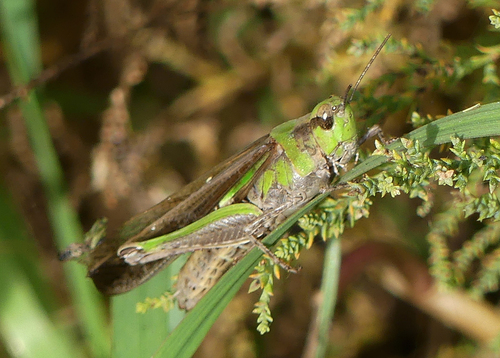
[[310, 34, 391, 161], [310, 95, 357, 157]]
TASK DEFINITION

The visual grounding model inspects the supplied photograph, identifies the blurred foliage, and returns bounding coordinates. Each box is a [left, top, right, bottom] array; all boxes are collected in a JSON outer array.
[[2, 0, 500, 357]]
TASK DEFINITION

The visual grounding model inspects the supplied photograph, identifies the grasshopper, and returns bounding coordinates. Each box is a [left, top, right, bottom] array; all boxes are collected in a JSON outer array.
[[62, 35, 391, 309]]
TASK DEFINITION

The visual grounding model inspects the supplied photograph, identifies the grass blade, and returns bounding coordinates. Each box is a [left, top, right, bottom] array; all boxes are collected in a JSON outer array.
[[0, 183, 86, 358], [0, 0, 110, 356], [111, 262, 185, 358]]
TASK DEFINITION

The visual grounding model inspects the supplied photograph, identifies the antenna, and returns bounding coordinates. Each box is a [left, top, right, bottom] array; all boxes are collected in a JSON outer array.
[[347, 34, 391, 104]]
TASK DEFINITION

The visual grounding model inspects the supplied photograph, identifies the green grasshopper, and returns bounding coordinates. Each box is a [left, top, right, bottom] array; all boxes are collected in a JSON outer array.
[[61, 35, 390, 308]]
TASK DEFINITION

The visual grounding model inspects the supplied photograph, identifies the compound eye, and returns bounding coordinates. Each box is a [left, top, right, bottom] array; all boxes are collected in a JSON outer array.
[[322, 105, 338, 119], [313, 103, 336, 130]]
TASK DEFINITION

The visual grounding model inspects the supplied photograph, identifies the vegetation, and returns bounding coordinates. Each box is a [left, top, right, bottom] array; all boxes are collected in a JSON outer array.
[[1, 1, 500, 357]]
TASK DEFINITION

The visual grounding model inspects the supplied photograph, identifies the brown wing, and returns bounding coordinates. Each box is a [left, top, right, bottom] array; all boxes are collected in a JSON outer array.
[[88, 135, 275, 295]]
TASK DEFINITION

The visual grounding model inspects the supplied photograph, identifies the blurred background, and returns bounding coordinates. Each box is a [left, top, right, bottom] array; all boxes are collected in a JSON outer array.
[[1, 0, 500, 357]]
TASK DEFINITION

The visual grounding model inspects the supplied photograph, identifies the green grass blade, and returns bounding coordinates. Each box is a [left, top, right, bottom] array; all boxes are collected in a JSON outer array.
[[111, 262, 185, 358], [343, 102, 500, 182], [155, 101, 500, 357], [312, 238, 342, 358], [0, 183, 87, 358], [0, 0, 110, 356]]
